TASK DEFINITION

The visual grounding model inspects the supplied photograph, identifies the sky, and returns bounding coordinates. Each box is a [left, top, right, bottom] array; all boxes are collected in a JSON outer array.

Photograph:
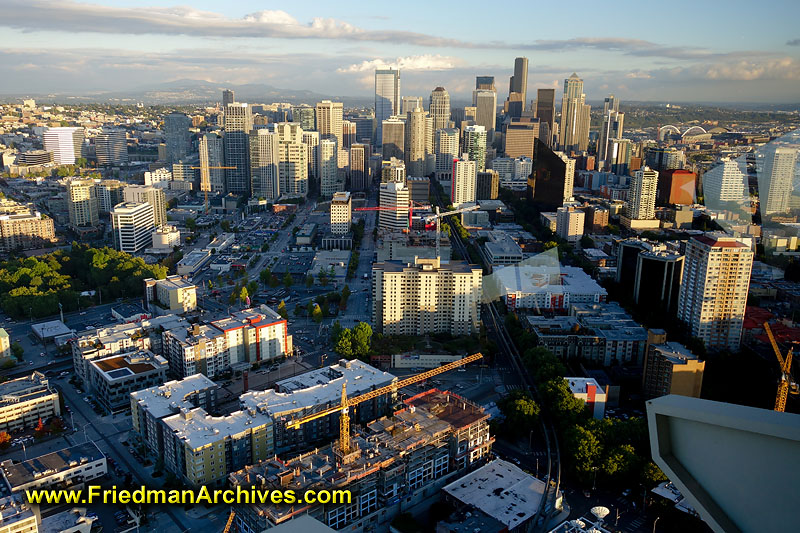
[[1, 0, 800, 103]]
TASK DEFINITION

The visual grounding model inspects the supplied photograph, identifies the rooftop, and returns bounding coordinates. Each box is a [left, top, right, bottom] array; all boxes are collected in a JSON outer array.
[[651, 342, 702, 365], [163, 407, 272, 449], [131, 374, 218, 420], [1, 442, 105, 490], [375, 258, 479, 275], [442, 459, 545, 529], [89, 350, 168, 380], [566, 377, 606, 396], [211, 305, 284, 333], [39, 508, 95, 532], [494, 265, 607, 297], [0, 496, 35, 529], [156, 277, 196, 291]]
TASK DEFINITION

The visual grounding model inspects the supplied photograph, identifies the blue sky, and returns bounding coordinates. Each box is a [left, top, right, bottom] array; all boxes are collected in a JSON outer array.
[[2, 0, 799, 102]]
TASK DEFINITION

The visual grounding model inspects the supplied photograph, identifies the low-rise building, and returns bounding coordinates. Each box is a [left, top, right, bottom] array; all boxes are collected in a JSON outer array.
[[176, 249, 212, 276], [295, 223, 317, 246], [566, 377, 607, 419], [484, 232, 524, 265], [87, 350, 169, 414], [0, 372, 61, 433], [144, 275, 197, 314], [310, 250, 350, 284], [643, 341, 704, 399], [39, 507, 97, 533], [0, 496, 37, 533], [494, 264, 607, 311], [0, 442, 106, 493]]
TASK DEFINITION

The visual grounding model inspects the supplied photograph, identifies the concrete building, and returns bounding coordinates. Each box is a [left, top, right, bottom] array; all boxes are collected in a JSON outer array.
[[199, 131, 226, 193], [484, 232, 524, 265], [476, 170, 499, 200], [318, 138, 340, 198], [504, 117, 539, 159], [95, 129, 128, 166], [434, 128, 460, 180], [291, 104, 315, 131], [248, 129, 280, 201], [123, 185, 167, 227], [163, 323, 228, 379], [451, 156, 477, 207], [302, 130, 320, 180], [164, 112, 192, 163], [229, 389, 491, 532], [43, 127, 84, 165], [210, 305, 291, 366], [110, 202, 155, 253], [645, 147, 686, 172], [597, 96, 624, 169], [330, 191, 351, 234], [556, 205, 585, 244], [559, 73, 591, 153], [677, 235, 753, 351], [376, 231, 451, 265], [404, 107, 427, 176], [380, 157, 406, 184], [495, 264, 607, 312], [150, 224, 180, 251], [626, 166, 658, 220], [473, 89, 497, 144], [87, 350, 169, 414], [582, 205, 609, 233], [374, 69, 400, 147], [144, 167, 172, 188], [0, 206, 55, 252], [643, 341, 705, 399], [0, 372, 60, 433], [274, 123, 308, 198], [535, 88, 556, 142], [406, 176, 430, 205], [429, 87, 451, 131], [67, 179, 99, 229], [0, 442, 106, 493], [143, 275, 197, 314], [372, 258, 482, 336], [223, 103, 253, 195], [315, 100, 343, 149], [0, 328, 9, 359], [0, 496, 36, 533], [379, 181, 409, 231], [760, 146, 798, 216], [566, 377, 607, 419]]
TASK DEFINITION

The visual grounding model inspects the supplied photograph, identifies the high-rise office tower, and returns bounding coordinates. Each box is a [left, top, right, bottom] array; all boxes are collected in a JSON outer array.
[[476, 170, 499, 200], [504, 117, 540, 159], [95, 129, 128, 166], [528, 139, 575, 209], [302, 131, 320, 180], [473, 90, 497, 144], [372, 257, 482, 336], [429, 87, 451, 132], [598, 95, 624, 169], [702, 157, 748, 206], [223, 103, 253, 195], [608, 138, 633, 176], [67, 179, 99, 228], [535, 89, 556, 141], [330, 192, 352, 235], [677, 235, 753, 351], [451, 156, 477, 207], [95, 179, 126, 213], [425, 115, 435, 173], [222, 89, 235, 107], [464, 125, 487, 172], [43, 127, 84, 165], [349, 143, 369, 191], [350, 113, 374, 144], [199, 132, 225, 194], [401, 97, 423, 116], [404, 107, 427, 176], [476, 76, 495, 91], [275, 123, 308, 197], [626, 167, 658, 220], [111, 202, 155, 253], [559, 73, 591, 153], [379, 181, 410, 230], [381, 117, 405, 161], [759, 146, 798, 216], [507, 57, 529, 117], [374, 69, 401, 147], [645, 147, 686, 172], [318, 139, 340, 198], [249, 130, 281, 201], [291, 105, 316, 131], [315, 100, 344, 149], [164, 113, 192, 163], [124, 185, 167, 227], [342, 120, 356, 149], [381, 158, 406, 184], [634, 250, 684, 316], [435, 128, 460, 179]]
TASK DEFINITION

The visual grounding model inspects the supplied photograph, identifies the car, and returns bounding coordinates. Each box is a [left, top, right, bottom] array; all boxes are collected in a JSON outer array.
[[622, 488, 631, 497], [583, 490, 591, 498], [29, 361, 34, 366], [40, 352, 45, 357], [85, 326, 93, 330]]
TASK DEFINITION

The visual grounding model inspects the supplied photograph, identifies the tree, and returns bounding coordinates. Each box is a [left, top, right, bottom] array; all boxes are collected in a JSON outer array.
[[260, 268, 272, 284], [641, 462, 668, 486], [580, 235, 594, 249], [305, 274, 314, 288], [601, 444, 638, 480], [544, 241, 559, 250], [334, 328, 353, 357], [11, 342, 24, 360], [0, 431, 10, 449], [318, 268, 329, 287], [35, 417, 46, 436], [283, 271, 293, 288], [185, 218, 197, 233], [247, 281, 258, 296], [277, 300, 288, 319], [220, 220, 232, 232], [352, 322, 373, 357], [331, 320, 343, 344], [341, 285, 351, 308], [306, 301, 315, 316], [565, 425, 602, 484], [498, 391, 540, 438], [293, 303, 302, 316], [239, 286, 249, 306], [312, 304, 323, 323]]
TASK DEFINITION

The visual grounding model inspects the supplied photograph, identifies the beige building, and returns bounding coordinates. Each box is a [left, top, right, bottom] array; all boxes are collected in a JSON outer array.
[[556, 205, 585, 244], [626, 167, 658, 221], [275, 122, 308, 197], [0, 329, 9, 359], [144, 275, 197, 314], [643, 341, 705, 399], [379, 181, 409, 231], [210, 305, 291, 366], [451, 156, 477, 207], [372, 257, 482, 336], [0, 372, 61, 433], [315, 100, 344, 149], [123, 185, 167, 227], [163, 323, 228, 379], [330, 191, 352, 234], [0, 206, 55, 252], [404, 107, 427, 176], [677, 234, 753, 351], [67, 179, 99, 228], [1, 442, 106, 494]]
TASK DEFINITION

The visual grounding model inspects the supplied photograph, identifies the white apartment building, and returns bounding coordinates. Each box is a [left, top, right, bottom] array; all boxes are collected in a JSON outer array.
[[451, 156, 477, 207], [677, 234, 753, 351], [249, 129, 281, 201], [435, 128, 460, 179], [318, 138, 340, 198], [43, 127, 84, 165], [379, 181, 410, 231], [626, 166, 658, 220], [315, 100, 344, 150], [275, 122, 308, 197], [210, 306, 291, 366], [111, 202, 155, 253], [144, 167, 172, 188], [330, 191, 352, 234], [0, 372, 61, 433], [372, 257, 482, 336], [556, 205, 586, 243], [163, 324, 229, 379]]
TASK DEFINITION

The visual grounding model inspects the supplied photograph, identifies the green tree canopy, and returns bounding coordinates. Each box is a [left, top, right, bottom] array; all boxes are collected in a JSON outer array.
[[352, 322, 373, 357], [334, 328, 353, 357]]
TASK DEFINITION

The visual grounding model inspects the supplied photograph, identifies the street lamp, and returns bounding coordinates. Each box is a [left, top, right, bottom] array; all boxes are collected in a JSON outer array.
[[652, 516, 660, 533], [592, 466, 599, 491]]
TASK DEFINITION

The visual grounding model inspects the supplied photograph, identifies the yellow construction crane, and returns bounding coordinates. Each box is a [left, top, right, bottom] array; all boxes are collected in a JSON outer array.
[[286, 353, 483, 455], [763, 322, 799, 412], [222, 510, 235, 533], [190, 165, 237, 214]]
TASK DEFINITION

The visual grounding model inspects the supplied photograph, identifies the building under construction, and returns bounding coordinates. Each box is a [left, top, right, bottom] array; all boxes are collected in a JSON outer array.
[[228, 389, 493, 533]]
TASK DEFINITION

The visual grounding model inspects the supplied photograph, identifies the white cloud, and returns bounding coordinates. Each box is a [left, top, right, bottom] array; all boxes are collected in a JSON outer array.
[[337, 55, 459, 73], [625, 71, 653, 79]]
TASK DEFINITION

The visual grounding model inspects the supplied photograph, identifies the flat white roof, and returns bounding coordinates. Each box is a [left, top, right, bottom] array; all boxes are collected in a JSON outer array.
[[566, 377, 606, 397], [131, 374, 217, 420], [443, 459, 544, 529], [163, 407, 272, 449], [494, 265, 607, 296]]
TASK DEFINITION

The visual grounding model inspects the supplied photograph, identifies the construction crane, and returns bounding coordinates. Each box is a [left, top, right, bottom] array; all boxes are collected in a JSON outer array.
[[763, 322, 799, 412], [421, 205, 480, 260], [222, 510, 236, 533], [354, 202, 430, 229], [285, 353, 483, 456], [190, 165, 237, 214]]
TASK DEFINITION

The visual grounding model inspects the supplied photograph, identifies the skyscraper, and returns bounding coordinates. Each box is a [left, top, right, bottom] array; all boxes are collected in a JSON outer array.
[[473, 90, 497, 144], [529, 139, 575, 209], [381, 117, 405, 161], [451, 156, 477, 207], [504, 117, 539, 159], [759, 146, 798, 216], [349, 143, 369, 191], [199, 132, 225, 194], [291, 105, 316, 131], [429, 87, 451, 132], [124, 185, 167, 227], [435, 128, 460, 180], [43, 127, 84, 165], [476, 170, 499, 200], [275, 123, 308, 198], [677, 235, 753, 351], [476, 76, 495, 91], [702, 157, 748, 205], [626, 167, 658, 220], [608, 138, 633, 176], [111, 202, 155, 254], [509, 57, 528, 112], [249, 129, 281, 201], [404, 107, 427, 176], [223, 103, 253, 195], [315, 100, 344, 149], [67, 179, 99, 228], [379, 181, 409, 230], [559, 73, 591, 153], [95, 129, 128, 166], [464, 125, 487, 172], [535, 89, 556, 140], [318, 139, 340, 198], [164, 113, 192, 163], [222, 89, 235, 107], [302, 131, 320, 180], [342, 120, 356, 149], [374, 69, 401, 147], [401, 96, 423, 115], [598, 95, 624, 169]]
